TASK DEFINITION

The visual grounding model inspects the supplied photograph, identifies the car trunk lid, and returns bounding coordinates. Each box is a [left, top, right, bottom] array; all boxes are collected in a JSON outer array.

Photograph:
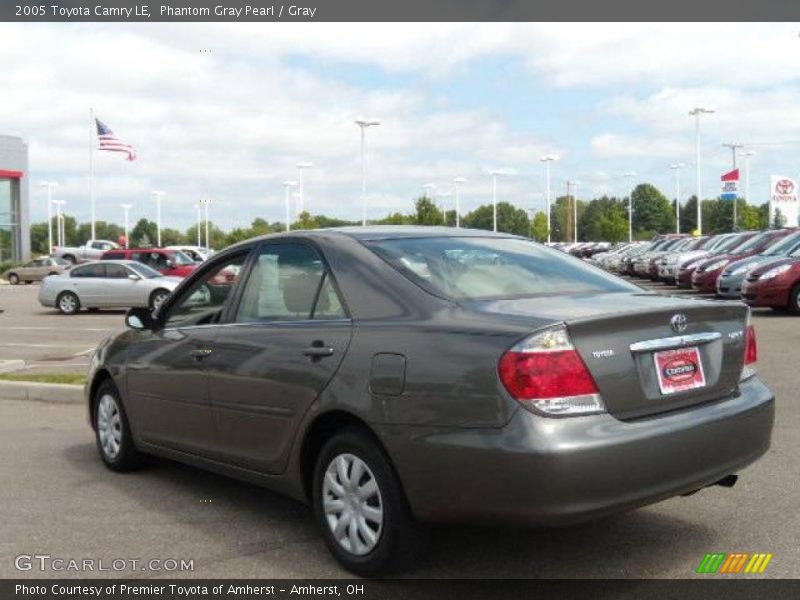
[[470, 292, 748, 420]]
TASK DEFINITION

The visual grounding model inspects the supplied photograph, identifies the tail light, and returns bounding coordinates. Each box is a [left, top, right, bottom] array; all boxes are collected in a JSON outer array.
[[498, 325, 606, 416], [741, 310, 757, 381]]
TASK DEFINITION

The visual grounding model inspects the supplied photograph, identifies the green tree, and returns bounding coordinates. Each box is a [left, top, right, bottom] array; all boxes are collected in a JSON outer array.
[[631, 183, 675, 236], [414, 196, 443, 226], [531, 211, 549, 242], [462, 202, 530, 236], [772, 207, 787, 228], [292, 211, 320, 231], [375, 212, 413, 225], [160, 228, 185, 245], [130, 219, 158, 247]]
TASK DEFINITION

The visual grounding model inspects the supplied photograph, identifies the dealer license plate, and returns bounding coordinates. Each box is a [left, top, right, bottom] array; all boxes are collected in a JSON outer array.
[[654, 346, 706, 395]]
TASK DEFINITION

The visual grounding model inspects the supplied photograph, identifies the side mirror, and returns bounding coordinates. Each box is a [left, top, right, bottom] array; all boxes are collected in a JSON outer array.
[[128, 274, 140, 281], [125, 306, 156, 331]]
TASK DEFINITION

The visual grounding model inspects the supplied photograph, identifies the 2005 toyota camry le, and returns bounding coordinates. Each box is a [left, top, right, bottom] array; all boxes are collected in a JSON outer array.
[[85, 227, 774, 575]]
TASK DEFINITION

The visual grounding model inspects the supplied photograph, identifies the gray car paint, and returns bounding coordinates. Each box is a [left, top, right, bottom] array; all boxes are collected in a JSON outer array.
[[85, 227, 775, 524]]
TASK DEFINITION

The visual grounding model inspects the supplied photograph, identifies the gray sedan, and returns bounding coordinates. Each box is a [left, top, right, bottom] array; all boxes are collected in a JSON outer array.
[[85, 227, 774, 575], [2, 256, 70, 284], [38, 260, 182, 315]]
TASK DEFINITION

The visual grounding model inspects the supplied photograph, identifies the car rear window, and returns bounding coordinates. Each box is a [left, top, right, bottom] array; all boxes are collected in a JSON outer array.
[[366, 237, 639, 301]]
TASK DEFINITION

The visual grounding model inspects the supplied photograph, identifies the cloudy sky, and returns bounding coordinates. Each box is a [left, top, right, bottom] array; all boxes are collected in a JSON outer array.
[[2, 23, 800, 231]]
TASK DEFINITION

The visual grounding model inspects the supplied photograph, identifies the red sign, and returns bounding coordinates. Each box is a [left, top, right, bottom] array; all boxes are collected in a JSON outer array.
[[0, 169, 24, 179], [721, 169, 740, 182], [654, 347, 706, 395]]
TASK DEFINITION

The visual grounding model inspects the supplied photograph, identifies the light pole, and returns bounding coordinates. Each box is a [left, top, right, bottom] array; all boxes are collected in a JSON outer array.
[[489, 170, 511, 232], [722, 142, 744, 230], [689, 107, 715, 235], [151, 191, 165, 246], [437, 190, 451, 225], [567, 180, 579, 242], [623, 171, 636, 242], [194, 204, 202, 247], [282, 180, 297, 231], [540, 154, 559, 243], [40, 181, 58, 253], [742, 150, 755, 209], [355, 118, 381, 226], [296, 161, 314, 216], [453, 177, 466, 228], [199, 198, 212, 250], [52, 200, 66, 247], [120, 204, 131, 248], [670, 163, 684, 234]]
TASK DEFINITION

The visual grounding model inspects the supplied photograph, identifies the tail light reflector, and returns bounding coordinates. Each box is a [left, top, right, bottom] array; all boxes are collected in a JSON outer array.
[[498, 325, 605, 417], [741, 310, 757, 381]]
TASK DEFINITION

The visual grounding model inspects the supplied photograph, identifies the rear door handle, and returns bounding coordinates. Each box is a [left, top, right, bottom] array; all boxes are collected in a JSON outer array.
[[302, 346, 334, 359]]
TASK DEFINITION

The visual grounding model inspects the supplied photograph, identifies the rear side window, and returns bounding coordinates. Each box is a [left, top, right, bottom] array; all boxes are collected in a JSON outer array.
[[235, 243, 346, 323], [366, 237, 638, 301], [71, 264, 105, 278]]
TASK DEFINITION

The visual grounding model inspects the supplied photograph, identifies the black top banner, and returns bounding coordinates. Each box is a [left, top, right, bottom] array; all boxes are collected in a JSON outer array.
[[4, 0, 800, 22]]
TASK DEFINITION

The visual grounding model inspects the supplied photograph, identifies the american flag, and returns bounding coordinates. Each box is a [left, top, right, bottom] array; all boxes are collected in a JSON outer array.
[[96, 118, 137, 161]]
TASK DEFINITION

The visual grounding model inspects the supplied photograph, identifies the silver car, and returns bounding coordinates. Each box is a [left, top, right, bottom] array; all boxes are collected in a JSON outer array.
[[38, 260, 182, 315], [2, 256, 71, 284]]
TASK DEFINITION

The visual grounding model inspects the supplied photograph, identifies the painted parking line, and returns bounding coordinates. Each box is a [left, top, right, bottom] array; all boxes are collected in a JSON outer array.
[[0, 343, 95, 348], [0, 326, 113, 332]]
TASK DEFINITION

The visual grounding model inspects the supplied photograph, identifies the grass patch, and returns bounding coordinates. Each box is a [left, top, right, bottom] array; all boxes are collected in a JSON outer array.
[[0, 372, 86, 385]]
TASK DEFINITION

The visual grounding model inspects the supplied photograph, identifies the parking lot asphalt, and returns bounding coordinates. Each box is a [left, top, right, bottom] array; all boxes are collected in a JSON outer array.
[[0, 279, 798, 578], [0, 283, 124, 373]]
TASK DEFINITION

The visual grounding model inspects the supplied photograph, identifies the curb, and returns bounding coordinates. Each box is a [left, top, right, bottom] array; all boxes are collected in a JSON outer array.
[[0, 380, 83, 404], [0, 360, 26, 373]]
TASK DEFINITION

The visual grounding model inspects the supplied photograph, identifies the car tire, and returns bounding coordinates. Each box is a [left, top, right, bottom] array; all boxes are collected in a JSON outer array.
[[8, 273, 19, 285], [149, 289, 170, 313], [62, 255, 76, 264], [789, 284, 800, 314], [56, 291, 80, 315], [93, 380, 143, 472], [312, 429, 426, 576]]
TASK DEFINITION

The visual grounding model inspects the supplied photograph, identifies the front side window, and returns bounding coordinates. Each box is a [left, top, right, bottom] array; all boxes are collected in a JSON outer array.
[[235, 243, 346, 323], [163, 253, 247, 327], [366, 236, 639, 301]]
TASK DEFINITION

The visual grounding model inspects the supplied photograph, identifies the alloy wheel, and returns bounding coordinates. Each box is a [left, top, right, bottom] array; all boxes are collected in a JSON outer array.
[[152, 291, 168, 312], [59, 293, 77, 314], [322, 453, 384, 556], [96, 394, 122, 460]]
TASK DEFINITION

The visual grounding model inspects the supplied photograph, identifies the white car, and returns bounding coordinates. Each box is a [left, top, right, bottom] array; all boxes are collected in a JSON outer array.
[[38, 260, 183, 315], [165, 245, 214, 262]]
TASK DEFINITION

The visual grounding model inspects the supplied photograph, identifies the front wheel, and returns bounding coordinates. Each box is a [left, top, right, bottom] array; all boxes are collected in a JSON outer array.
[[93, 380, 143, 471], [789, 284, 800, 314], [149, 289, 170, 312], [57, 291, 80, 315], [7, 273, 19, 285], [312, 430, 425, 576]]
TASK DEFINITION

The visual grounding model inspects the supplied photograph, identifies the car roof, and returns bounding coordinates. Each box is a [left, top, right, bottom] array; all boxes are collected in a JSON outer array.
[[77, 259, 140, 266], [223, 226, 525, 253]]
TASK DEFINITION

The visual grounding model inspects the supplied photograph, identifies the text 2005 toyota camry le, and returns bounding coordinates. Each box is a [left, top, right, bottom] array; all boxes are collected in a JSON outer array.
[[85, 227, 774, 575]]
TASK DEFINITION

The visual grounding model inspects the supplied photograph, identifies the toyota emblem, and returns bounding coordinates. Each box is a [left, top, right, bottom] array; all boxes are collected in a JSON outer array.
[[670, 313, 688, 333], [776, 179, 794, 195]]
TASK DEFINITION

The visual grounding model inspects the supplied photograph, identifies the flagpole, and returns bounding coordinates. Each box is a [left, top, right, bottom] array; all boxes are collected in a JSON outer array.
[[89, 108, 96, 240]]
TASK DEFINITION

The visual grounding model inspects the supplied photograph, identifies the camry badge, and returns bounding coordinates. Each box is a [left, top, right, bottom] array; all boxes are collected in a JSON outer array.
[[670, 313, 688, 333]]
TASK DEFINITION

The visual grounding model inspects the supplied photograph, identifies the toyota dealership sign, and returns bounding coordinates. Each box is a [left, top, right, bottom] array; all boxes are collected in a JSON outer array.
[[770, 175, 798, 227]]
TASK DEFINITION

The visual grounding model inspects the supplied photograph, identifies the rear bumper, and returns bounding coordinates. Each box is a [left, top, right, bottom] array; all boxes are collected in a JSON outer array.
[[383, 377, 774, 525]]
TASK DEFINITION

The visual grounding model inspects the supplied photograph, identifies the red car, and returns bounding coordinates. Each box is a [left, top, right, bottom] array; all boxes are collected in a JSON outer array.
[[742, 257, 800, 312], [691, 230, 791, 294], [100, 248, 198, 278], [676, 233, 751, 289]]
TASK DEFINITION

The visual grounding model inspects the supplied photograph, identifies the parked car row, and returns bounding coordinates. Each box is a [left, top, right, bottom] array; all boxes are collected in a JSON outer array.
[[591, 229, 800, 313]]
